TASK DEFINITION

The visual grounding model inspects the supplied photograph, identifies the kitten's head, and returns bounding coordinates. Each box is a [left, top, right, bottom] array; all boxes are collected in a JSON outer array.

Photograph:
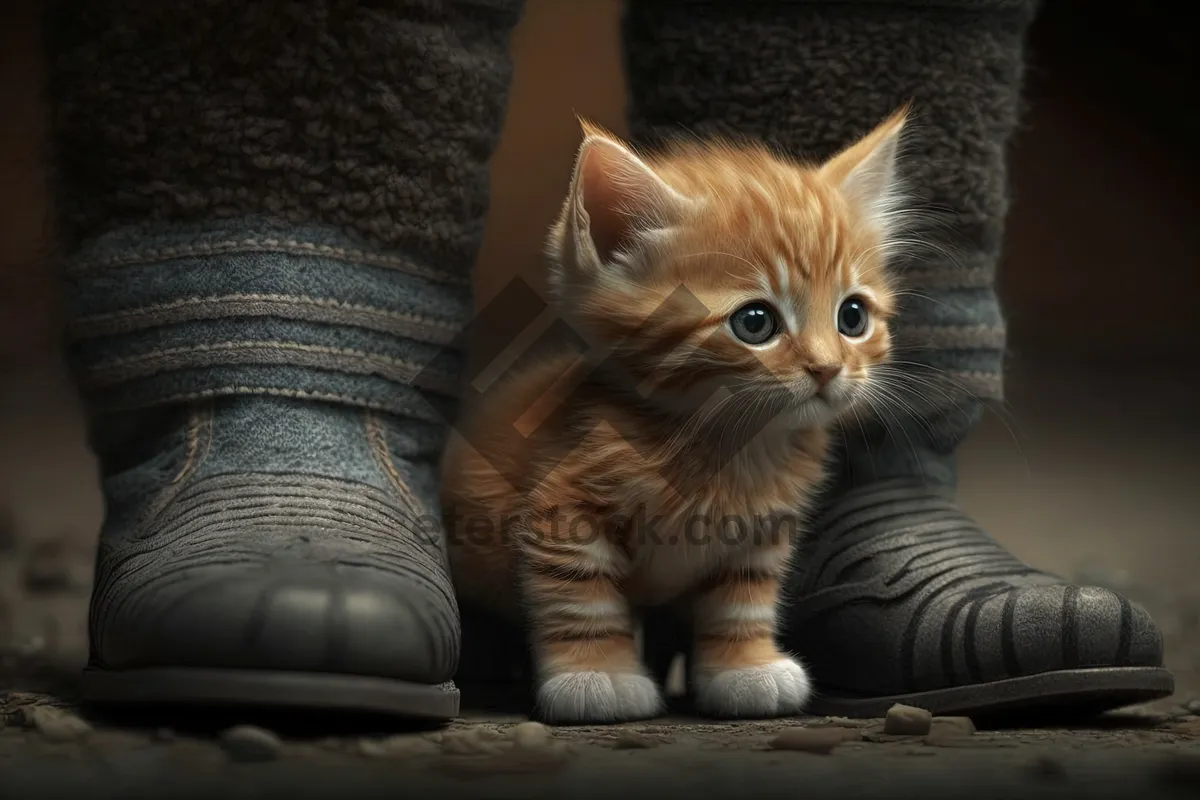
[[546, 109, 909, 429]]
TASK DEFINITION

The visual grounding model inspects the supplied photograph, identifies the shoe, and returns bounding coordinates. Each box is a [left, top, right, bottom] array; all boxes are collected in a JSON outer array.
[[780, 449, 1174, 718], [63, 218, 475, 721], [80, 395, 462, 720], [45, 0, 524, 721]]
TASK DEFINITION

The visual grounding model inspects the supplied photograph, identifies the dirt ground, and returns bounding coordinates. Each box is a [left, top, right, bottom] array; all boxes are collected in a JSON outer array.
[[1, 356, 1199, 798], [1, 0, 1197, 793]]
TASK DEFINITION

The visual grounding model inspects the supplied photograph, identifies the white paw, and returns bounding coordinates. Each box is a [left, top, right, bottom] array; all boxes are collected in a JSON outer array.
[[694, 657, 812, 719], [535, 671, 664, 725]]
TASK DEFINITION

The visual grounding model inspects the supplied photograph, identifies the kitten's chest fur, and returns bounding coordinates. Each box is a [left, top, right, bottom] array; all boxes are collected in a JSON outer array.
[[610, 415, 829, 605], [441, 357, 831, 614]]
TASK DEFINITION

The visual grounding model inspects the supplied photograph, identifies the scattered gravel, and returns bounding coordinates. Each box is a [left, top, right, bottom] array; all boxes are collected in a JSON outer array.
[[218, 725, 284, 763], [22, 705, 92, 743], [511, 721, 552, 750], [0, 496, 1195, 794], [429, 723, 577, 778], [926, 716, 977, 743], [883, 704, 933, 736]]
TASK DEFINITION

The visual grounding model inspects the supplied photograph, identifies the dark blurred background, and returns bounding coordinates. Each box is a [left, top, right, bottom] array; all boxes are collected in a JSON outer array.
[[0, 1, 1197, 696]]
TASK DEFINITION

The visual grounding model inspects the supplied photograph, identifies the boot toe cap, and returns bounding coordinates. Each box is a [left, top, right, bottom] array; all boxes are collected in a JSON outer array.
[[91, 473, 460, 685], [99, 561, 457, 683]]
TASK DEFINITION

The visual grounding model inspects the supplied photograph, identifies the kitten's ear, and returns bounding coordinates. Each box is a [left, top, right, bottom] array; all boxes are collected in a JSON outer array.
[[560, 121, 690, 268], [820, 106, 909, 221]]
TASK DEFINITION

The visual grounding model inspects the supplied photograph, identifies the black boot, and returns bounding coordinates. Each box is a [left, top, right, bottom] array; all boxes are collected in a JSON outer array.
[[781, 440, 1170, 717], [43, 0, 524, 720]]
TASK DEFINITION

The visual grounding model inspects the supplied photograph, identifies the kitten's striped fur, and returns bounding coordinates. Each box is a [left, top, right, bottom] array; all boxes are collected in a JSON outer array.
[[442, 109, 908, 724]]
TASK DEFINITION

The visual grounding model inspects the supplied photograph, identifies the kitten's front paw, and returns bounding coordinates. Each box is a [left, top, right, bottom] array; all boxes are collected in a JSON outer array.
[[693, 657, 811, 719], [535, 671, 664, 725]]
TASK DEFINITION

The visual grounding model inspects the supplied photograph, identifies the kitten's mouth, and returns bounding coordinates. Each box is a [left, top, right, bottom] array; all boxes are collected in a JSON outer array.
[[800, 389, 856, 418], [793, 387, 832, 406], [792, 392, 831, 413], [807, 395, 835, 413]]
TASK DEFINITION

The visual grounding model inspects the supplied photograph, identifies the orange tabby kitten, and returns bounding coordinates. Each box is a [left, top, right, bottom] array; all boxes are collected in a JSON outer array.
[[442, 109, 908, 724]]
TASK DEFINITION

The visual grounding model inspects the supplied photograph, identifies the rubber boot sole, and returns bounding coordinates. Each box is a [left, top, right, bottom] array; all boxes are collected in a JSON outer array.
[[81, 667, 460, 722], [806, 666, 1175, 718]]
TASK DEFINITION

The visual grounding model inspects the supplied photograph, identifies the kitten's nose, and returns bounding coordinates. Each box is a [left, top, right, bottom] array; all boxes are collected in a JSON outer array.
[[807, 364, 842, 387]]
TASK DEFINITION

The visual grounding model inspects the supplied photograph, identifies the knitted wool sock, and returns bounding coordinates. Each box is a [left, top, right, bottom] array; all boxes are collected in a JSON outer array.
[[45, 0, 527, 414]]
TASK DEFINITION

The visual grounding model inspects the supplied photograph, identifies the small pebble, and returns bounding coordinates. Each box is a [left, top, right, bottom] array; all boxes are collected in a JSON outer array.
[[26, 706, 92, 743], [769, 727, 851, 754], [219, 725, 284, 762], [154, 727, 177, 743], [511, 721, 552, 750], [883, 703, 932, 736], [928, 716, 976, 739], [357, 739, 390, 758], [1186, 699, 1200, 716]]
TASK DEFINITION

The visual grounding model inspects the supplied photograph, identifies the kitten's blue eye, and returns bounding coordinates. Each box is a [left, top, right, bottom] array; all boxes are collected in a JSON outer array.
[[730, 302, 779, 345], [837, 297, 869, 338]]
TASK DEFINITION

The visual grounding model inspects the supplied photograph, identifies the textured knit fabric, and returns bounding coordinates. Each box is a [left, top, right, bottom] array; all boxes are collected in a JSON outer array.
[[42, 0, 523, 416], [623, 0, 1039, 452]]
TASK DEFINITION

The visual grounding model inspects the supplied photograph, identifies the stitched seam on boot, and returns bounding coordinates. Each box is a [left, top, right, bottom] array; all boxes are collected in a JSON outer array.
[[134, 402, 214, 537], [65, 239, 470, 285], [82, 341, 461, 397], [364, 409, 428, 520], [69, 294, 461, 345], [94, 386, 440, 416]]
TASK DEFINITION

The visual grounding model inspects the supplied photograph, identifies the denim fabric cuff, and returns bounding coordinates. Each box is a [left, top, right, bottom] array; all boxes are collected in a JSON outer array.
[[65, 218, 468, 422]]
